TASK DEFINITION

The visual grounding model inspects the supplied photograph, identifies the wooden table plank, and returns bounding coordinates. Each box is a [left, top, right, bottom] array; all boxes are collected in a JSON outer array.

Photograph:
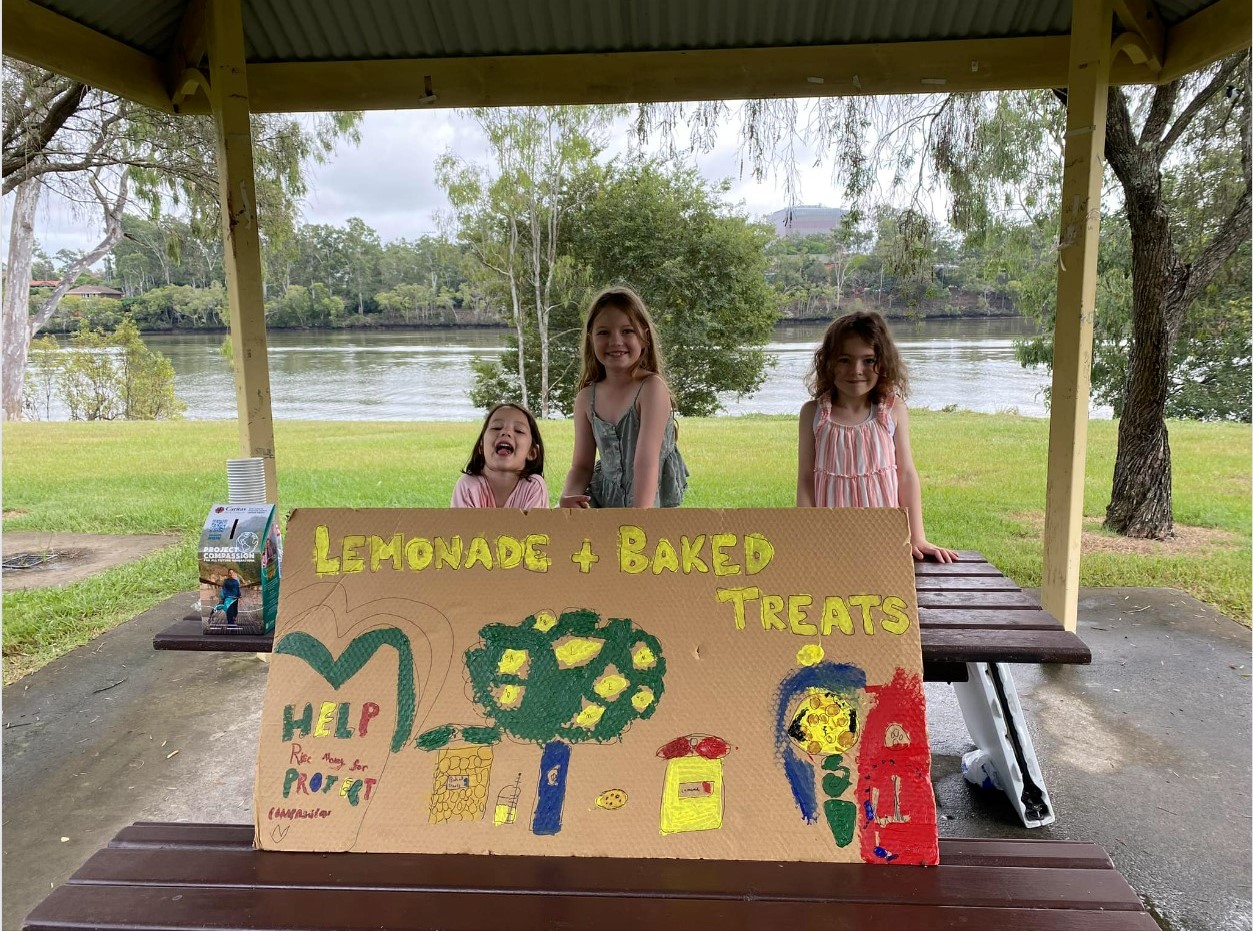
[[914, 576, 1022, 592], [918, 608, 1065, 630], [110, 823, 1120, 870], [66, 846, 1146, 910], [916, 590, 1042, 609], [921, 628, 1091, 666], [25, 884, 1160, 931]]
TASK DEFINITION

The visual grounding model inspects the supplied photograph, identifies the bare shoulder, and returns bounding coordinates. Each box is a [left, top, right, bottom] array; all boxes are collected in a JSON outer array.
[[636, 372, 672, 406], [799, 398, 818, 421]]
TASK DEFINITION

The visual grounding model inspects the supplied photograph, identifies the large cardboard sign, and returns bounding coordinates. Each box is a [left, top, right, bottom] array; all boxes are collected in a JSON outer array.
[[254, 508, 938, 864]]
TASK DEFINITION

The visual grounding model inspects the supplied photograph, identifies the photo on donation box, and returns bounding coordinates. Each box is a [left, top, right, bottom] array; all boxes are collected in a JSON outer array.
[[198, 503, 280, 635], [254, 508, 937, 864]]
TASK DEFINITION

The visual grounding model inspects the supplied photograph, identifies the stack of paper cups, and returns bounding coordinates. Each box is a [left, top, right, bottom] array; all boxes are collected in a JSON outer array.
[[226, 457, 267, 504]]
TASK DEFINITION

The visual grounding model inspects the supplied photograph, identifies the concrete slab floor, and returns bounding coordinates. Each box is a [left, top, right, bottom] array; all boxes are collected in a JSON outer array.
[[2, 532, 180, 592], [3, 586, 1249, 931]]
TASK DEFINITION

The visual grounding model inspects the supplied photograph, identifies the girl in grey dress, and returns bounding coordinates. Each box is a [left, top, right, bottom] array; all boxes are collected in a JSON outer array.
[[560, 287, 687, 509]]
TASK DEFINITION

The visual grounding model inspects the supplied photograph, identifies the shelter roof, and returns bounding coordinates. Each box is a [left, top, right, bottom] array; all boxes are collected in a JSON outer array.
[[4, 0, 1249, 114]]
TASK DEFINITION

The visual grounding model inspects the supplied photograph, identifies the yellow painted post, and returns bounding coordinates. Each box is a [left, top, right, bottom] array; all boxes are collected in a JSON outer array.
[[206, 0, 278, 503], [1041, 0, 1112, 631]]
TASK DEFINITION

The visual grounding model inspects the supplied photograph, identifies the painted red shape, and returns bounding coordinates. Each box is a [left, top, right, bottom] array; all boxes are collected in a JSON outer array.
[[856, 668, 939, 866], [693, 735, 730, 759], [657, 735, 694, 759]]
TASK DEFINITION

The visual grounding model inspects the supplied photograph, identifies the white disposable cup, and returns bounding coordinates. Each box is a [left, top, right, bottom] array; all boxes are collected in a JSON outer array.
[[226, 458, 267, 504]]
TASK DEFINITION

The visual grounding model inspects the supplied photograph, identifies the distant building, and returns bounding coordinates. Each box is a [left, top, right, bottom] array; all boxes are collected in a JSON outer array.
[[66, 284, 124, 299], [29, 279, 61, 288], [769, 205, 847, 238]]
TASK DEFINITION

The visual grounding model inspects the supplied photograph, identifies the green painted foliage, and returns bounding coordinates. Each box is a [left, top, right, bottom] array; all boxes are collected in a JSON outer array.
[[464, 608, 665, 746]]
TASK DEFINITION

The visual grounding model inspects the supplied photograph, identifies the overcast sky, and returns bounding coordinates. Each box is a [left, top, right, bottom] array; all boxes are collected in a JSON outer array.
[[9, 106, 850, 263]]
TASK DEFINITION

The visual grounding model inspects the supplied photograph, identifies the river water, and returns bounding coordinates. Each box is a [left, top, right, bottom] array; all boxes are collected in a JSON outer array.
[[36, 317, 1112, 421]]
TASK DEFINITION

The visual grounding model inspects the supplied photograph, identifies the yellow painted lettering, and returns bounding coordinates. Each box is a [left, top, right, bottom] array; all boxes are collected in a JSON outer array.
[[496, 535, 523, 569], [369, 534, 403, 571], [745, 533, 775, 575], [314, 525, 340, 575], [681, 535, 709, 573], [881, 595, 912, 635], [789, 594, 816, 635], [524, 534, 551, 572], [465, 535, 494, 569], [651, 538, 679, 574], [821, 596, 854, 636], [849, 594, 882, 635], [314, 701, 337, 737], [711, 533, 742, 576], [716, 586, 760, 630], [405, 537, 433, 570], [435, 535, 463, 569], [341, 535, 365, 574], [618, 525, 648, 574], [761, 594, 786, 631]]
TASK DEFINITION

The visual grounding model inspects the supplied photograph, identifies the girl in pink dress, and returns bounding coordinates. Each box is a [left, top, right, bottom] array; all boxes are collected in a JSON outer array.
[[452, 403, 550, 509], [796, 311, 957, 562]]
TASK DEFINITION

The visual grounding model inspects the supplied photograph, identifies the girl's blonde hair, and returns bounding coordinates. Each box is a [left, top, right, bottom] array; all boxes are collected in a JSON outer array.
[[576, 286, 666, 390], [807, 310, 909, 405]]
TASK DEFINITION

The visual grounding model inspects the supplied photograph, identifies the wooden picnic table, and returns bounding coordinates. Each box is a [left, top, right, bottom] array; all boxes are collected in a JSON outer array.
[[156, 551, 1092, 683], [24, 821, 1156, 930]]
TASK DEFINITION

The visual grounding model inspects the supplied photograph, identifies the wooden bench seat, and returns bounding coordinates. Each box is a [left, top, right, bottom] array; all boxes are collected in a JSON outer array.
[[156, 551, 1092, 683], [25, 822, 1156, 931]]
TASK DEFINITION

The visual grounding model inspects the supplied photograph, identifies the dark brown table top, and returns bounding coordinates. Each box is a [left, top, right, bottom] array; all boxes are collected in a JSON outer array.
[[156, 552, 1091, 682], [24, 821, 1156, 931]]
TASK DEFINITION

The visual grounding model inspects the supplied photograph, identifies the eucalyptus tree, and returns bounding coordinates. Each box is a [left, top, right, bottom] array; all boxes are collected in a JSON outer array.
[[1, 57, 360, 419], [438, 106, 622, 417], [635, 53, 1250, 538]]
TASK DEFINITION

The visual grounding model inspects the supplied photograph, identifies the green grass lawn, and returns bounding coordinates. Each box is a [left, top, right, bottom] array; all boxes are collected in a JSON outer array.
[[3, 413, 1249, 683]]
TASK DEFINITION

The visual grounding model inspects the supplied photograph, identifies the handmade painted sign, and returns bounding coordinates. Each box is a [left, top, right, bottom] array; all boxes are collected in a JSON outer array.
[[253, 507, 939, 864]]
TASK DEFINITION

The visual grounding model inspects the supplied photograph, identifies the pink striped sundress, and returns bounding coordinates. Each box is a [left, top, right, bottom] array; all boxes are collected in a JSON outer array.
[[812, 394, 899, 507]]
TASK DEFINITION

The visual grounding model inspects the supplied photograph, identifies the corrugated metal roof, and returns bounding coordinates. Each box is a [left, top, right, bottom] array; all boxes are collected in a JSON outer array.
[[20, 0, 1226, 63]]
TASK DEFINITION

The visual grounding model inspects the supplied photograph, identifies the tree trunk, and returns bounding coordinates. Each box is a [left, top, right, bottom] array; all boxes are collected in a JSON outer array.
[[2, 178, 40, 420], [531, 739, 570, 835], [1103, 145, 1187, 538]]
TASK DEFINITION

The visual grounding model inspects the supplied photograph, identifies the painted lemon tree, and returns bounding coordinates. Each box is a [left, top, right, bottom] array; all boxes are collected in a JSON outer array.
[[419, 608, 666, 836]]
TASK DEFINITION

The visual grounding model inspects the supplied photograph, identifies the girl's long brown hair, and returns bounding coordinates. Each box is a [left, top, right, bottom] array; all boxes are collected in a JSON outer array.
[[806, 310, 909, 405], [462, 403, 545, 477], [575, 286, 666, 390]]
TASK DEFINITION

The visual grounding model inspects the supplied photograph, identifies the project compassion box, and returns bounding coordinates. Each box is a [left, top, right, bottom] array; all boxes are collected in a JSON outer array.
[[198, 503, 281, 635]]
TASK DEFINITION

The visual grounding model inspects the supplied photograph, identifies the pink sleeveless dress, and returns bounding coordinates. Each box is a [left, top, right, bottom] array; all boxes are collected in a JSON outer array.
[[812, 394, 899, 507]]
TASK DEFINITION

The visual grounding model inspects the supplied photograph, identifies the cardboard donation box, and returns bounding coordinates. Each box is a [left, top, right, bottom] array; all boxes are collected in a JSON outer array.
[[254, 508, 939, 864], [198, 504, 281, 635]]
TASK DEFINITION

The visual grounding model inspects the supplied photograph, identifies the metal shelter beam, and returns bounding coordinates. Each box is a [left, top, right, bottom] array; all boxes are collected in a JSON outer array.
[[207, 0, 278, 504], [1041, 0, 1114, 632]]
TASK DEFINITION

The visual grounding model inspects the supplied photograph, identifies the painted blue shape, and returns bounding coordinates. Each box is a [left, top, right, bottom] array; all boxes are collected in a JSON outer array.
[[774, 663, 867, 825], [863, 799, 875, 823], [874, 846, 898, 862], [783, 748, 818, 822], [532, 740, 571, 836]]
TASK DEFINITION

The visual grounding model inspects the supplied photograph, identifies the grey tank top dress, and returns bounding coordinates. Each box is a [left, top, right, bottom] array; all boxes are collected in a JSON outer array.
[[588, 380, 688, 508]]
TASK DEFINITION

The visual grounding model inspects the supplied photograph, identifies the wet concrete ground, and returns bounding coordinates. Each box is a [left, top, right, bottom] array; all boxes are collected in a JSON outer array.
[[1, 532, 179, 592], [3, 586, 1249, 930]]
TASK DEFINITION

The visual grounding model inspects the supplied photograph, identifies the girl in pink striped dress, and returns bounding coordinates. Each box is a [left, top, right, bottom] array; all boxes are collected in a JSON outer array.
[[797, 311, 957, 563]]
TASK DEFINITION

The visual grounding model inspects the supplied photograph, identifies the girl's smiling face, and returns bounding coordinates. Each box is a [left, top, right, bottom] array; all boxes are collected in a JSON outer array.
[[591, 306, 646, 375], [481, 406, 537, 474], [833, 335, 880, 402]]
